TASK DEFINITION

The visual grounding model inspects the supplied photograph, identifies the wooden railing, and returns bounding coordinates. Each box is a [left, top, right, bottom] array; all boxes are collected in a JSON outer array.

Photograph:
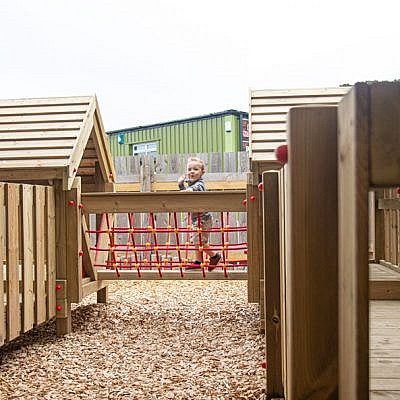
[[1, 182, 56, 346]]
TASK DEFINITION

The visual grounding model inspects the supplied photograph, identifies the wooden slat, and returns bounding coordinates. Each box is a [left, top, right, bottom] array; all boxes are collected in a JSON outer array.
[[251, 95, 344, 106], [21, 185, 34, 332], [0, 131, 79, 140], [54, 182, 71, 335], [34, 185, 46, 324], [46, 187, 56, 319], [262, 170, 284, 398], [0, 104, 89, 116], [251, 132, 287, 142], [0, 96, 92, 107], [252, 114, 287, 123], [251, 142, 285, 151], [81, 191, 246, 213], [246, 175, 262, 303], [251, 123, 287, 132], [0, 159, 68, 168], [66, 178, 82, 303], [0, 183, 4, 345], [286, 106, 338, 398], [338, 83, 370, 399], [0, 114, 85, 124], [81, 216, 97, 280], [251, 88, 349, 98], [0, 122, 82, 131], [250, 152, 277, 161], [96, 269, 247, 280], [5, 184, 20, 341], [0, 148, 71, 159], [0, 139, 76, 149]]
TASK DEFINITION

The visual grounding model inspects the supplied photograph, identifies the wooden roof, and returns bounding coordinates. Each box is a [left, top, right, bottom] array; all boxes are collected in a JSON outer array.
[[0, 95, 115, 190], [249, 87, 351, 163]]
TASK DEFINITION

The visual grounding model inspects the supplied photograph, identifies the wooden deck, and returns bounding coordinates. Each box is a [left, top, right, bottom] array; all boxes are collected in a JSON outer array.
[[370, 264, 400, 399]]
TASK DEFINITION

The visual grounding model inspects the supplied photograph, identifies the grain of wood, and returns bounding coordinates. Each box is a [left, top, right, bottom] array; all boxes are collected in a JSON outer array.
[[0, 281, 265, 399]]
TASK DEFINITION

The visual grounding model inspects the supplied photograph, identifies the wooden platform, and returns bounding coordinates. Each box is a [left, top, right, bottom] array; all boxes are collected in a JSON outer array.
[[96, 269, 247, 280], [370, 300, 400, 399], [370, 264, 400, 300]]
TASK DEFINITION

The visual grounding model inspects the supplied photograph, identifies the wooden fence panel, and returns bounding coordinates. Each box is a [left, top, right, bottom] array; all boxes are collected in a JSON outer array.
[[21, 185, 34, 332]]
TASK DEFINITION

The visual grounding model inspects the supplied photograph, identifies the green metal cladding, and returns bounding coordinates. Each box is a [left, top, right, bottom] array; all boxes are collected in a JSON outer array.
[[107, 110, 248, 156]]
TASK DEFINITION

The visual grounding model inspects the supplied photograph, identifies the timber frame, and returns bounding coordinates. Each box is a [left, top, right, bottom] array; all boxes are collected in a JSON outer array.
[[0, 95, 116, 336]]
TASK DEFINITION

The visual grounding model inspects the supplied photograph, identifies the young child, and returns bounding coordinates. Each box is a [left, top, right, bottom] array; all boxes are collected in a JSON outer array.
[[178, 157, 221, 270]]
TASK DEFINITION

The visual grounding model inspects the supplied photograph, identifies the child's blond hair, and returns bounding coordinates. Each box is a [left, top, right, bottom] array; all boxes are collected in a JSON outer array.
[[187, 156, 205, 171]]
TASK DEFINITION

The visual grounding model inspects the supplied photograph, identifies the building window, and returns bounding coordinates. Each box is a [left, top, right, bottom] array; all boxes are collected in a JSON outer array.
[[131, 142, 158, 156]]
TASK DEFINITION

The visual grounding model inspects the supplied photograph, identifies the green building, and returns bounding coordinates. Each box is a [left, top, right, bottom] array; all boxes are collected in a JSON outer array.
[[107, 110, 249, 156]]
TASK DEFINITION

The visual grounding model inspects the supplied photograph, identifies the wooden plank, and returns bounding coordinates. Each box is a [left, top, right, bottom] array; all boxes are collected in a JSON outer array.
[[251, 95, 344, 106], [5, 184, 20, 341], [65, 178, 82, 303], [369, 281, 400, 300], [0, 148, 71, 159], [0, 113, 85, 123], [0, 122, 82, 131], [46, 187, 56, 319], [370, 83, 400, 186], [0, 96, 92, 107], [374, 189, 385, 262], [81, 191, 247, 213], [0, 184, 4, 345], [34, 185, 47, 324], [246, 181, 262, 303], [251, 132, 287, 141], [54, 181, 71, 335], [0, 131, 78, 140], [286, 106, 338, 399], [0, 105, 88, 116], [96, 270, 247, 280], [262, 170, 284, 398], [0, 139, 76, 149], [250, 123, 287, 132], [81, 216, 97, 280], [0, 159, 68, 168], [21, 185, 34, 332], [251, 87, 349, 98], [338, 83, 370, 399]]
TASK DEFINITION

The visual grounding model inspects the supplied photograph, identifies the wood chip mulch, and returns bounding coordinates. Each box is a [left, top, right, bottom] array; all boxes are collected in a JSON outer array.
[[0, 281, 265, 400]]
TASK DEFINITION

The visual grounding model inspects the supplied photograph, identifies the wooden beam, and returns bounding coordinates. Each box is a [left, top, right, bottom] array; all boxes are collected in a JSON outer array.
[[96, 270, 247, 280], [338, 83, 369, 400], [262, 170, 284, 398], [369, 280, 400, 300], [370, 83, 400, 186], [81, 191, 247, 213], [286, 106, 338, 398]]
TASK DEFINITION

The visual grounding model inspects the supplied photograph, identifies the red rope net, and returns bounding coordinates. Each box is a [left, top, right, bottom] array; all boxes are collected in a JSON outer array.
[[87, 212, 247, 278]]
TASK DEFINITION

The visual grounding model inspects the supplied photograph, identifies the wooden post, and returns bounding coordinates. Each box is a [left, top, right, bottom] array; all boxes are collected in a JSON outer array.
[[55, 181, 71, 335], [286, 106, 338, 399], [338, 83, 369, 400], [94, 162, 110, 304], [0, 184, 4, 345], [262, 170, 284, 399], [374, 189, 385, 263], [247, 171, 263, 303]]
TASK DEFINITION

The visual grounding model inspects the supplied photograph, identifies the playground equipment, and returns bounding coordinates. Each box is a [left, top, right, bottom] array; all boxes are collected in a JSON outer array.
[[251, 83, 400, 399], [0, 96, 249, 344]]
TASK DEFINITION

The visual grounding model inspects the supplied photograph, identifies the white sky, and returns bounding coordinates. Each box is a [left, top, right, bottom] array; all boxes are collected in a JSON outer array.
[[1, 0, 399, 131]]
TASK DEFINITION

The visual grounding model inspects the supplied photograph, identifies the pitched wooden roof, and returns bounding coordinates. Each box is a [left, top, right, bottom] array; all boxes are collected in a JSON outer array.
[[0, 95, 115, 189], [249, 87, 351, 162]]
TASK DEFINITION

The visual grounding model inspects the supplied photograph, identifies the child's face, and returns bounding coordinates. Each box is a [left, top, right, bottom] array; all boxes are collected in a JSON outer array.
[[186, 161, 204, 183]]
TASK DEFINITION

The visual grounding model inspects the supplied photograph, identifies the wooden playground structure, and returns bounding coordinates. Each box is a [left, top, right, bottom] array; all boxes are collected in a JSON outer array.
[[2, 83, 400, 399]]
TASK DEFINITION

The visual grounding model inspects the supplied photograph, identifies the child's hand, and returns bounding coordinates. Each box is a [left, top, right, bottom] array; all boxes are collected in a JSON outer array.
[[178, 174, 186, 185]]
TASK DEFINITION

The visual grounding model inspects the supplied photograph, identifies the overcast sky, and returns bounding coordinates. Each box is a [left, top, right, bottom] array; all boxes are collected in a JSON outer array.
[[1, 0, 398, 131]]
